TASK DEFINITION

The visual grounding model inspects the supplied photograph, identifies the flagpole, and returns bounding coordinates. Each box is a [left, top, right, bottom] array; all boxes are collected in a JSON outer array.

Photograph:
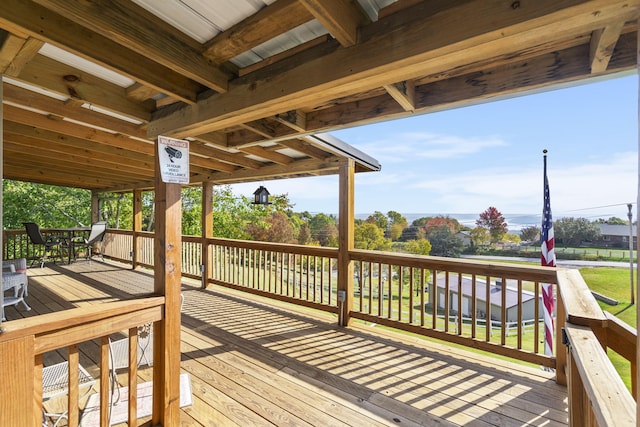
[[541, 149, 555, 359]]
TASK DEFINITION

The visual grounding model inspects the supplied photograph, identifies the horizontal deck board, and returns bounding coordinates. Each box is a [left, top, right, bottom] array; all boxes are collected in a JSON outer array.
[[4, 260, 569, 426]]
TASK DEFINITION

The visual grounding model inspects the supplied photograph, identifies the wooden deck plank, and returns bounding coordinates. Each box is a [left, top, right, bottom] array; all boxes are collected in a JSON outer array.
[[4, 260, 569, 426]]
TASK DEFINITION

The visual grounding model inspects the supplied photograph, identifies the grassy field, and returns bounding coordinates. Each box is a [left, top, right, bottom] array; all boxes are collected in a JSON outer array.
[[578, 266, 636, 390]]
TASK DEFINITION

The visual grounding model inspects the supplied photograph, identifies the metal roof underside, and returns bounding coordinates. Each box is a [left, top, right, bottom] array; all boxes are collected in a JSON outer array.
[[0, 0, 637, 192]]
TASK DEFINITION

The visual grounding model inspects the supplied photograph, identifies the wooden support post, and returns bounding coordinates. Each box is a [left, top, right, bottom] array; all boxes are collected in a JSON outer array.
[[555, 286, 567, 385], [0, 336, 35, 426], [337, 159, 355, 326], [90, 191, 99, 223], [152, 139, 182, 425], [201, 182, 214, 289], [133, 189, 142, 269]]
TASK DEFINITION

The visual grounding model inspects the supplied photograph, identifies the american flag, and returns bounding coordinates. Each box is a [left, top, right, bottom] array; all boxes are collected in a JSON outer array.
[[541, 152, 555, 357]]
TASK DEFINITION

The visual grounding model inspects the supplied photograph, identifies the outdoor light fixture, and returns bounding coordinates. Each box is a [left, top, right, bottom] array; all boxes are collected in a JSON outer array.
[[252, 185, 271, 205]]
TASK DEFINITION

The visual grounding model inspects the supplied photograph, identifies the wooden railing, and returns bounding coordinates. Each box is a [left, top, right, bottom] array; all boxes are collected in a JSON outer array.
[[557, 269, 636, 426], [208, 238, 340, 313], [349, 249, 560, 367], [4, 228, 638, 426], [0, 297, 164, 426]]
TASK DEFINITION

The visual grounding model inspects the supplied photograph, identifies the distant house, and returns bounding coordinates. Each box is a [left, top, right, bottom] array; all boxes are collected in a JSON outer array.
[[594, 224, 637, 248], [455, 231, 472, 247], [429, 274, 542, 323]]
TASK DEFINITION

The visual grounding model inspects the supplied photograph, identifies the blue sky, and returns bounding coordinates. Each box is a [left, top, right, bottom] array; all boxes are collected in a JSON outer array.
[[231, 72, 638, 223]]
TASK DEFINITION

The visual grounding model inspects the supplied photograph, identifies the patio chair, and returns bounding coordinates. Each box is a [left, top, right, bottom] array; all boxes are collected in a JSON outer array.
[[71, 221, 107, 262], [108, 324, 154, 406], [2, 261, 31, 320], [3, 258, 28, 295], [23, 222, 62, 268], [42, 361, 96, 427]]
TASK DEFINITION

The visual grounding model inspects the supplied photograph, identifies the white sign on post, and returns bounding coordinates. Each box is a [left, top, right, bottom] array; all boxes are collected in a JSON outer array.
[[158, 135, 189, 184]]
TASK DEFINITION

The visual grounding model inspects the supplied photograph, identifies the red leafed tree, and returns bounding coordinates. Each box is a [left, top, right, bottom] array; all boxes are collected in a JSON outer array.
[[476, 206, 508, 243], [246, 212, 296, 243], [424, 216, 458, 234]]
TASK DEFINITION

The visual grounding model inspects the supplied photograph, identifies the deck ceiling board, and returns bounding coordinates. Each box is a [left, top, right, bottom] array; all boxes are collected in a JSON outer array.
[[0, 0, 638, 191]]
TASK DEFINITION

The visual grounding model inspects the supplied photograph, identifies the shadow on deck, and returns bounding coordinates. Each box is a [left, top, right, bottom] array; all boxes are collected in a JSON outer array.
[[7, 259, 568, 426]]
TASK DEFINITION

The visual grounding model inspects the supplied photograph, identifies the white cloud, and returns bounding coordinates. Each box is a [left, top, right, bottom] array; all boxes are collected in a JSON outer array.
[[410, 151, 637, 215], [355, 132, 508, 163]]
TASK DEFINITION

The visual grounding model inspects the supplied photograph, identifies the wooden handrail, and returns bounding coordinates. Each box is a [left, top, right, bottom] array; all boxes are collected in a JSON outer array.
[[556, 269, 607, 328], [0, 297, 164, 426], [0, 296, 164, 341], [564, 324, 635, 426]]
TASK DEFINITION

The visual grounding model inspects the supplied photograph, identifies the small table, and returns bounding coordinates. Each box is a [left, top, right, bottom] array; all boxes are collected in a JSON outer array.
[[42, 361, 96, 427], [48, 228, 90, 264]]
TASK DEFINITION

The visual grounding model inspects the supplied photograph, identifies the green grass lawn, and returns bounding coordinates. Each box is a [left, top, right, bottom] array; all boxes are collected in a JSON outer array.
[[578, 267, 636, 391]]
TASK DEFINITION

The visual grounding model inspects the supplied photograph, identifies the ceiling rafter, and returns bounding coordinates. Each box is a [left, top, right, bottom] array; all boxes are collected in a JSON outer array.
[[19, 54, 154, 121], [273, 110, 307, 133], [0, 0, 202, 104], [298, 0, 369, 47], [384, 80, 416, 112], [149, 0, 639, 138], [32, 0, 229, 93], [202, 0, 313, 64], [590, 21, 625, 73], [0, 35, 42, 76], [239, 146, 293, 166]]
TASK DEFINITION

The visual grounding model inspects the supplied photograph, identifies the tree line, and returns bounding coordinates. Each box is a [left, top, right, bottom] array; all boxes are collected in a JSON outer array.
[[3, 181, 622, 258]]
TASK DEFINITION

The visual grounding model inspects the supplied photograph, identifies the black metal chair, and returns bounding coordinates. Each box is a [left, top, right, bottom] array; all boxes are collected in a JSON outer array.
[[23, 222, 62, 268], [71, 221, 107, 262]]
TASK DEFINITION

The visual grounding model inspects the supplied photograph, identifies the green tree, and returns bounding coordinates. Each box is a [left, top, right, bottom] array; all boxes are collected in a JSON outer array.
[[308, 213, 338, 246], [354, 223, 391, 251], [365, 211, 388, 231], [427, 227, 463, 257], [405, 238, 432, 256], [554, 217, 601, 247], [470, 227, 491, 248], [3, 180, 91, 229], [387, 210, 408, 228], [519, 225, 541, 243], [388, 223, 404, 241], [476, 206, 508, 243]]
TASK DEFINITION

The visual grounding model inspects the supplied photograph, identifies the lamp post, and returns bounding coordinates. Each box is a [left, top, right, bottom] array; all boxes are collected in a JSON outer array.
[[628, 203, 635, 305]]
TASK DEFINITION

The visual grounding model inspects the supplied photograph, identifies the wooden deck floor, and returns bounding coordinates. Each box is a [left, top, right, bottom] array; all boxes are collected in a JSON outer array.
[[6, 260, 568, 426]]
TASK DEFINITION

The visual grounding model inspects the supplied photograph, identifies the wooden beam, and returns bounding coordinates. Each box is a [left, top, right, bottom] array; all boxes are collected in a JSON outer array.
[[202, 0, 313, 64], [3, 105, 155, 155], [34, 0, 229, 93], [0, 0, 201, 104], [384, 80, 416, 112], [273, 110, 307, 132], [0, 35, 42, 76], [298, 0, 367, 47], [2, 83, 150, 140], [590, 21, 625, 73], [152, 138, 182, 426], [239, 146, 292, 165], [278, 139, 329, 160], [133, 188, 142, 267], [201, 181, 213, 289], [337, 159, 355, 326], [189, 140, 263, 169], [149, 0, 640, 138], [19, 54, 154, 122], [192, 156, 341, 184]]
